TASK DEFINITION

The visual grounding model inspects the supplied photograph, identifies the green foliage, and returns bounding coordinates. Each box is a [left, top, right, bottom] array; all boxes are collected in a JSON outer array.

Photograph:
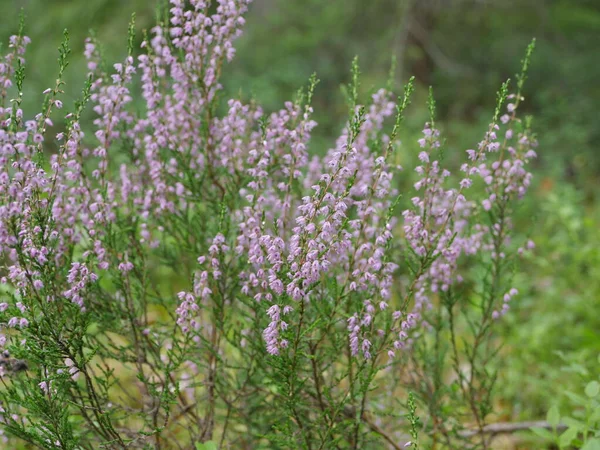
[[498, 182, 600, 423], [406, 392, 421, 449], [531, 360, 600, 449], [195, 441, 218, 450]]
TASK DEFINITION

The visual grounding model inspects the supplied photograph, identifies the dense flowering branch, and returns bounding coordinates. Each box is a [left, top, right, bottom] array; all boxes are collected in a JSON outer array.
[[0, 2, 537, 448]]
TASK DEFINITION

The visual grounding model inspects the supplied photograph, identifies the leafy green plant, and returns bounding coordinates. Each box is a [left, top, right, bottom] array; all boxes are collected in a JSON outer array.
[[531, 355, 600, 449]]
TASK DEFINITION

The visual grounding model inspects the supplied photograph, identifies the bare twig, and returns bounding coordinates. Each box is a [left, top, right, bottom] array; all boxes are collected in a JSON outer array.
[[459, 420, 568, 438]]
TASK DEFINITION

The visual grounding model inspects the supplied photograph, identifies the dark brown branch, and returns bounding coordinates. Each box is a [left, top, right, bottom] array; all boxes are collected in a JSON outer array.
[[459, 420, 568, 438]]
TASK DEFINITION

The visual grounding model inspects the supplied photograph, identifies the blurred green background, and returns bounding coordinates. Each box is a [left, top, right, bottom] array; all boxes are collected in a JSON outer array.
[[2, 0, 600, 448]]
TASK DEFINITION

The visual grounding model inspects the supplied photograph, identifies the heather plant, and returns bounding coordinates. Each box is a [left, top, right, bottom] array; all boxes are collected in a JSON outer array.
[[0, 1, 538, 449]]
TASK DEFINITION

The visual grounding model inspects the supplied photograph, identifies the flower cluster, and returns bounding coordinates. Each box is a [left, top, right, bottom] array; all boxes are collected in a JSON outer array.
[[0, 1, 538, 448]]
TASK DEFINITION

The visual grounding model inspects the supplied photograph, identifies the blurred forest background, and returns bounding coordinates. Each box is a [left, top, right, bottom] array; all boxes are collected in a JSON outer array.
[[2, 0, 600, 447]]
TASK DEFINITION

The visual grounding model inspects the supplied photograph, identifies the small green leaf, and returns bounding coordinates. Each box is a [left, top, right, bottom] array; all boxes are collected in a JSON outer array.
[[581, 438, 600, 450], [547, 405, 561, 428], [565, 391, 588, 406], [562, 416, 585, 428], [585, 381, 600, 398], [590, 406, 600, 422], [559, 427, 579, 448], [531, 427, 554, 440], [195, 442, 218, 450], [563, 363, 589, 377]]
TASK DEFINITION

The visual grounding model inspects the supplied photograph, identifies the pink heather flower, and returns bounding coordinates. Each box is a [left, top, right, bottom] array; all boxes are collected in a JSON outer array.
[[118, 261, 134, 273], [38, 381, 49, 394], [0, 12, 538, 445], [65, 358, 80, 381]]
